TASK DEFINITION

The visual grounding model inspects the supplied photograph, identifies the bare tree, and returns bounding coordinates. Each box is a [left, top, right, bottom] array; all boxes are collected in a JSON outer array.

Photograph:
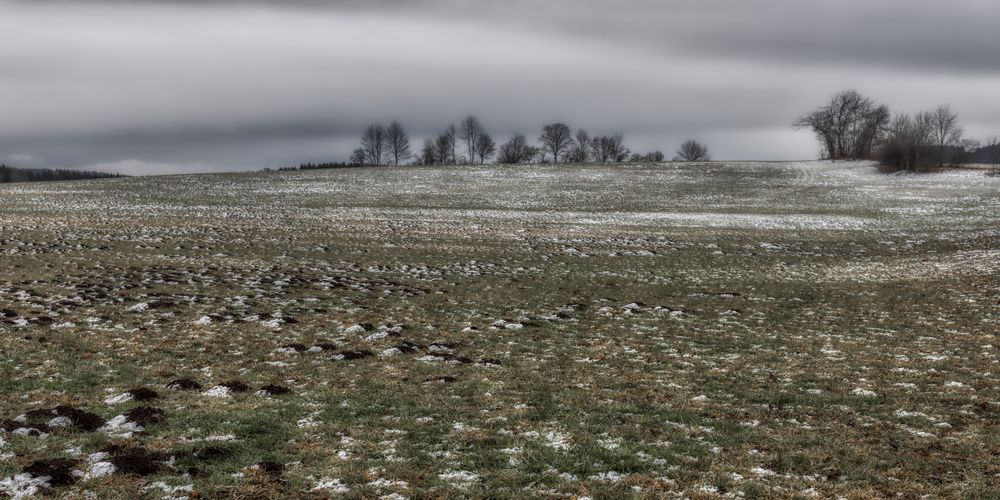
[[569, 129, 590, 163], [349, 148, 366, 166], [448, 125, 458, 165], [459, 116, 485, 165], [988, 137, 1000, 176], [589, 137, 608, 163], [588, 136, 610, 163], [881, 114, 915, 172], [607, 134, 629, 162], [795, 90, 890, 161], [675, 140, 711, 162], [421, 139, 437, 166], [385, 120, 411, 166], [880, 112, 934, 172], [539, 123, 573, 164], [361, 124, 387, 166], [930, 105, 963, 167], [497, 134, 535, 164], [435, 130, 455, 165], [914, 111, 934, 169], [476, 133, 496, 164]]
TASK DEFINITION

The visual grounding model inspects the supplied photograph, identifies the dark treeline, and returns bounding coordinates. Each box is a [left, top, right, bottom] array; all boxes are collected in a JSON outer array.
[[979, 140, 1000, 176], [351, 115, 710, 167], [0, 164, 124, 184], [277, 162, 356, 171], [797, 89, 995, 172]]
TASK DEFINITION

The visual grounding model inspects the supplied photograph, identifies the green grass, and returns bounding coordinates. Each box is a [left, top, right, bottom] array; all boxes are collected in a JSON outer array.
[[0, 161, 997, 497]]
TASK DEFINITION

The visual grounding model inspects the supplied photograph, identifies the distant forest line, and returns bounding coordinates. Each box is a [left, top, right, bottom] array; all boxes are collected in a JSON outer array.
[[0, 164, 125, 184]]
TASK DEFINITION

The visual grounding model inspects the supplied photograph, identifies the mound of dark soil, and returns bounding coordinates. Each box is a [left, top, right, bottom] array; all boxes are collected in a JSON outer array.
[[122, 406, 165, 426], [339, 350, 374, 360], [127, 387, 160, 401], [167, 378, 202, 390], [23, 458, 78, 486], [253, 461, 285, 475], [258, 385, 291, 395], [220, 381, 251, 392], [19, 405, 105, 432], [102, 445, 168, 476]]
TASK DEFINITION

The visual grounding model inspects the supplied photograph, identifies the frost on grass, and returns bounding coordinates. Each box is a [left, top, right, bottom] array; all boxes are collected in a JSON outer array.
[[99, 415, 144, 438], [0, 473, 52, 499], [104, 392, 134, 406], [0, 161, 997, 497], [311, 478, 349, 493], [202, 386, 231, 398], [438, 470, 480, 488]]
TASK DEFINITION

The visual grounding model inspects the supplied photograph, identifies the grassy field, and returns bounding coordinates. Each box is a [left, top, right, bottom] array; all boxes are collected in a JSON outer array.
[[0, 161, 998, 498]]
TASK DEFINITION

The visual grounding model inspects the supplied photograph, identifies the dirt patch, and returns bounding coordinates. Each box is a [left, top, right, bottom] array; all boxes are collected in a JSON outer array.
[[22, 458, 78, 486], [339, 350, 374, 360], [1, 420, 49, 435], [194, 446, 233, 460], [220, 381, 251, 392], [123, 406, 165, 426], [258, 385, 291, 395], [167, 378, 202, 390], [252, 461, 285, 475], [127, 387, 160, 401], [18, 405, 105, 432], [103, 445, 168, 476]]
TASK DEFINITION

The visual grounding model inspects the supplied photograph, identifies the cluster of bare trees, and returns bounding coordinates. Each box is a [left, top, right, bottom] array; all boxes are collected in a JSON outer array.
[[354, 117, 711, 166], [795, 90, 890, 161], [797, 89, 985, 172], [877, 105, 981, 171], [353, 120, 412, 166], [416, 117, 495, 165], [424, 120, 643, 165]]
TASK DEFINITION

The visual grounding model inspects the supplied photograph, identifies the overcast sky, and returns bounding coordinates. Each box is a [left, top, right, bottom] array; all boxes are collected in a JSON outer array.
[[2, 0, 999, 174]]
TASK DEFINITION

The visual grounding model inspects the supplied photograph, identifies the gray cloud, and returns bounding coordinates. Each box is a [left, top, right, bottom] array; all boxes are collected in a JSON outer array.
[[2, 0, 999, 174]]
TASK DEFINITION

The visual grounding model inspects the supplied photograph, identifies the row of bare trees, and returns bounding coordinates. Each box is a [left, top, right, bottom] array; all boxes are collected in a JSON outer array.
[[354, 116, 711, 166], [797, 90, 985, 172]]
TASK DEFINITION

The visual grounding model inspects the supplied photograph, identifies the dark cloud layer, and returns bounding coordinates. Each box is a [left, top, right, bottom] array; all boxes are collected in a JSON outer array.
[[2, 0, 999, 174]]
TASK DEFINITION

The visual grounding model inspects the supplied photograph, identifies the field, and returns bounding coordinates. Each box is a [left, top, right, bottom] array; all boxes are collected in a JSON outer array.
[[0, 161, 998, 498]]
